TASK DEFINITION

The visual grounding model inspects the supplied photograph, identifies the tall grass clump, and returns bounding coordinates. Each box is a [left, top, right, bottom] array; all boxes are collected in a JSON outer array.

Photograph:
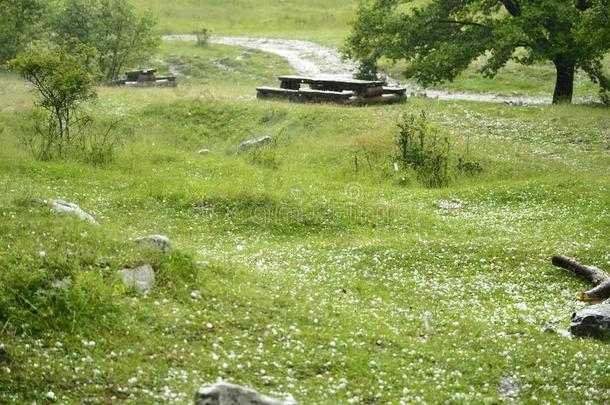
[[194, 28, 211, 47], [396, 111, 451, 187]]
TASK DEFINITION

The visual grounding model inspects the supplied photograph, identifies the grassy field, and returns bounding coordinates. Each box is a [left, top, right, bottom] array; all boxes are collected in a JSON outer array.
[[132, 0, 361, 44], [1, 36, 610, 403]]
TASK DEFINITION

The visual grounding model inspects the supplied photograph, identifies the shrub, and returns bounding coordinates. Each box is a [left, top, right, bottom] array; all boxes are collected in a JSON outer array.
[[9, 42, 122, 163], [8, 42, 98, 160], [396, 111, 451, 187], [194, 28, 211, 47]]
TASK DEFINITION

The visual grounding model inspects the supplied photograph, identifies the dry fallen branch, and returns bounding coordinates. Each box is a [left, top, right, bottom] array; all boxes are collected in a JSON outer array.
[[552, 255, 610, 303]]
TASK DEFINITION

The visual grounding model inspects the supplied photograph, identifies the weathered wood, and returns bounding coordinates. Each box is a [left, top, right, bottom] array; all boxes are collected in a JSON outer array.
[[581, 281, 610, 303], [552, 255, 609, 285], [278, 75, 385, 97], [347, 93, 406, 106], [552, 255, 610, 302], [383, 87, 407, 96], [299, 89, 354, 102], [256, 87, 300, 101], [257, 87, 353, 103]]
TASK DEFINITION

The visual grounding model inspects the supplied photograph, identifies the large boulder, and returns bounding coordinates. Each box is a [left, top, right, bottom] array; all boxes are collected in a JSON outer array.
[[237, 136, 273, 154], [120, 264, 155, 292], [570, 302, 610, 339], [195, 382, 298, 405], [135, 235, 171, 253]]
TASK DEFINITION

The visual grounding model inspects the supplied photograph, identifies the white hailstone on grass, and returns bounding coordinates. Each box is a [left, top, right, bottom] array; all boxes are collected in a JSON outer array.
[[46, 391, 56, 401], [128, 377, 138, 385], [39, 251, 46, 258]]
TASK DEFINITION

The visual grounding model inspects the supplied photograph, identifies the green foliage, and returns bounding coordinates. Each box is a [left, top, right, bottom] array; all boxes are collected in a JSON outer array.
[[344, 0, 610, 103], [396, 111, 451, 187], [7, 42, 98, 160], [0, 0, 47, 65], [354, 57, 379, 81], [194, 27, 211, 47], [52, 0, 160, 81]]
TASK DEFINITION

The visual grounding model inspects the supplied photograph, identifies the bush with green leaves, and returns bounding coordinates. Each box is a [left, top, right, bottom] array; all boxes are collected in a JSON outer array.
[[8, 42, 99, 160]]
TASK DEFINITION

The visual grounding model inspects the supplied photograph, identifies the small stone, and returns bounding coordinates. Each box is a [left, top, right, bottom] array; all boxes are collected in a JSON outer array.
[[195, 381, 298, 405], [51, 278, 71, 289], [135, 235, 171, 253], [435, 199, 464, 210], [191, 290, 202, 300], [120, 264, 156, 292], [570, 303, 610, 339], [237, 135, 273, 154], [498, 376, 520, 400], [42, 199, 99, 225]]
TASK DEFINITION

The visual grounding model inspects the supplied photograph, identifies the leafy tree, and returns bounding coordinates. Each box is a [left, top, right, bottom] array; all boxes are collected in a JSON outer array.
[[7, 42, 98, 159], [0, 0, 47, 64], [52, 0, 159, 81], [344, 0, 610, 104]]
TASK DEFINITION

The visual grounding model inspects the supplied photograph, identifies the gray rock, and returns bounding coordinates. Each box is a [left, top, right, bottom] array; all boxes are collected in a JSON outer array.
[[498, 376, 520, 401], [41, 199, 98, 225], [435, 199, 464, 210], [237, 136, 273, 154], [570, 303, 610, 339], [120, 264, 155, 292], [135, 235, 171, 253], [195, 382, 298, 405]]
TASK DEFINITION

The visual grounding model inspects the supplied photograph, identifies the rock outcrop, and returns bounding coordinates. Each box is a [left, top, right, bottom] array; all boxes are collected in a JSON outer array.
[[120, 264, 156, 292], [570, 302, 610, 339]]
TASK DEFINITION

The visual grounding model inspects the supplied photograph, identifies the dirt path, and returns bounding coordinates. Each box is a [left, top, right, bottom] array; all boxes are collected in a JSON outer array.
[[164, 35, 588, 105]]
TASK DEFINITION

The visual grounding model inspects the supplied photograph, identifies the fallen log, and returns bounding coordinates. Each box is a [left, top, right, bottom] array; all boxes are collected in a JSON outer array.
[[552, 255, 610, 303]]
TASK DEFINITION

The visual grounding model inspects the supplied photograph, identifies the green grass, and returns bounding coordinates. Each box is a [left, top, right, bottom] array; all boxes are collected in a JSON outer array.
[[1, 17, 610, 405], [133, 0, 359, 45], [1, 49, 610, 401]]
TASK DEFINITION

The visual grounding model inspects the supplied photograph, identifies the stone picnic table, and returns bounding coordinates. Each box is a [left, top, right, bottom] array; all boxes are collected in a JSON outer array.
[[257, 75, 407, 105]]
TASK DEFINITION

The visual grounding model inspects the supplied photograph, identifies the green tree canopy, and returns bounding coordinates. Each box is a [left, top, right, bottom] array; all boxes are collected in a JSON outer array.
[[344, 0, 610, 104], [0, 0, 47, 64], [52, 0, 159, 81]]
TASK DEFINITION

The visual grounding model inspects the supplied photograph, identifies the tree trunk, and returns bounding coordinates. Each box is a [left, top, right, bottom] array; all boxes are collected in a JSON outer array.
[[552, 56, 575, 104]]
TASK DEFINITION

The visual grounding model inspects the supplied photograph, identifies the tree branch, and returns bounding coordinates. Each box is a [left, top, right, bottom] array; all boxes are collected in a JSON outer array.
[[499, 0, 521, 17], [433, 20, 489, 28]]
